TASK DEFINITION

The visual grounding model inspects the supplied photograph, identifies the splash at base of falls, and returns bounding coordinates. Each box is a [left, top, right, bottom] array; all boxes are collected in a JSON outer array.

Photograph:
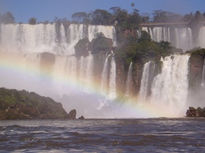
[[0, 52, 138, 118], [138, 54, 190, 117], [0, 51, 193, 118]]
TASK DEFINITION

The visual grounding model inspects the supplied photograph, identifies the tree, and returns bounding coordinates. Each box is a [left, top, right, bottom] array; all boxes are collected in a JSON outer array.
[[110, 7, 121, 14], [153, 10, 182, 22], [153, 10, 167, 22], [90, 9, 113, 25], [29, 17, 37, 25], [1, 12, 15, 24], [72, 12, 89, 23], [183, 13, 194, 22], [194, 11, 203, 21], [128, 9, 141, 29], [131, 2, 135, 7], [139, 31, 151, 42]]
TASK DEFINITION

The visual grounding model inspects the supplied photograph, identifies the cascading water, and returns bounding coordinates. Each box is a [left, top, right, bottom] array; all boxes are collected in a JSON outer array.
[[65, 56, 77, 81], [0, 23, 122, 118], [88, 25, 117, 46], [198, 26, 205, 48], [1, 22, 196, 118], [85, 53, 94, 87], [101, 54, 111, 94], [174, 27, 193, 51], [201, 58, 205, 87], [79, 56, 86, 84], [142, 26, 193, 51], [125, 62, 133, 97], [0, 24, 116, 55], [150, 54, 190, 116], [109, 56, 117, 99], [138, 61, 152, 102]]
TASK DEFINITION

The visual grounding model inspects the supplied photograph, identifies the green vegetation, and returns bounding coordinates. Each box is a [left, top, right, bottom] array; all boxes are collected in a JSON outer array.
[[0, 88, 68, 120], [0, 12, 15, 24], [28, 17, 37, 25], [115, 31, 180, 65], [188, 48, 205, 56]]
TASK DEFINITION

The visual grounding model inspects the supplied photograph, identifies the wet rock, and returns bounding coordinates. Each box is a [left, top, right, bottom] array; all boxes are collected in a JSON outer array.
[[78, 116, 85, 120], [75, 38, 90, 57], [188, 50, 205, 91], [186, 107, 205, 117], [67, 109, 77, 120]]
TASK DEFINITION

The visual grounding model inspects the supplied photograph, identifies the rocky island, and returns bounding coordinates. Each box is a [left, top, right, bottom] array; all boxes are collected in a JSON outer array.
[[0, 88, 80, 120], [186, 107, 205, 117]]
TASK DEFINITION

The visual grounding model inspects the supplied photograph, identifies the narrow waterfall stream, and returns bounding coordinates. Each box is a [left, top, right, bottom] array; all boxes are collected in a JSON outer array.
[[201, 58, 205, 87], [139, 61, 152, 102], [109, 56, 117, 99], [125, 62, 133, 97]]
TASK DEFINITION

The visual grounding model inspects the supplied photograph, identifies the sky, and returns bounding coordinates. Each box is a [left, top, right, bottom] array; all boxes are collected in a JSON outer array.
[[0, 0, 205, 22]]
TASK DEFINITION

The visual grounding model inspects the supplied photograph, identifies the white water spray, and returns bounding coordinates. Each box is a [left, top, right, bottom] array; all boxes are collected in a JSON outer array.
[[109, 56, 117, 99], [101, 54, 111, 94], [201, 58, 205, 87], [139, 61, 152, 102], [125, 62, 133, 96], [150, 54, 190, 116]]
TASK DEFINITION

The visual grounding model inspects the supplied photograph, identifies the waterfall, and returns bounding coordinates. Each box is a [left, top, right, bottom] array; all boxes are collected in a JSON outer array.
[[174, 27, 193, 51], [79, 56, 86, 84], [109, 56, 117, 99], [101, 54, 111, 94], [66, 24, 85, 55], [0, 24, 116, 54], [138, 61, 152, 102], [150, 54, 190, 115], [125, 62, 133, 96], [0, 23, 117, 98], [65, 56, 77, 81], [142, 26, 193, 51], [198, 26, 205, 48], [144, 27, 170, 42], [88, 25, 117, 46], [85, 54, 94, 87], [201, 58, 205, 87]]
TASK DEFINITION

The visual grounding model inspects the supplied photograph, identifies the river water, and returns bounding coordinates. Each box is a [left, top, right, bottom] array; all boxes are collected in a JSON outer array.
[[0, 119, 204, 153]]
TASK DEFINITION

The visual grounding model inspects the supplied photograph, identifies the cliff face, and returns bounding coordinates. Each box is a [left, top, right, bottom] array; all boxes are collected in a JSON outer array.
[[188, 49, 205, 106], [189, 51, 204, 91], [115, 58, 144, 98], [115, 58, 126, 96], [0, 88, 73, 120], [133, 62, 143, 96]]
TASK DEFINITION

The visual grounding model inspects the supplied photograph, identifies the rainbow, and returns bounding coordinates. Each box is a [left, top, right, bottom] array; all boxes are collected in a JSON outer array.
[[0, 52, 180, 118]]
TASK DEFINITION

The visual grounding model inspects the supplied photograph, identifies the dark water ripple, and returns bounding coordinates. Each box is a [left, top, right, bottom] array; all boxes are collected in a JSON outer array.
[[0, 118, 204, 152]]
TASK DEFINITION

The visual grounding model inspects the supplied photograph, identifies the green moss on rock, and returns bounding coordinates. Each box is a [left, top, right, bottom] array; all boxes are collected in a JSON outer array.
[[0, 88, 71, 120]]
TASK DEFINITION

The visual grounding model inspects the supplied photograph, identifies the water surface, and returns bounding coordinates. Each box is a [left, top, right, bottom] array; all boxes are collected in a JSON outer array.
[[0, 118, 205, 152]]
